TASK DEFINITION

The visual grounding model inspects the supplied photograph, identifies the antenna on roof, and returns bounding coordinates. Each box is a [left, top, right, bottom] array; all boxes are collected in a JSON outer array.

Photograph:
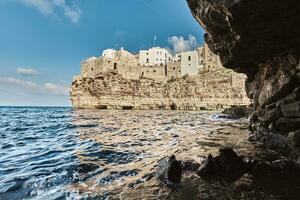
[[153, 35, 157, 47]]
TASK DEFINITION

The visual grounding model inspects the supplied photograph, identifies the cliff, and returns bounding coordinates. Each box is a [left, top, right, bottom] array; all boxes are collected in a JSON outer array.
[[187, 0, 300, 150], [70, 69, 250, 110]]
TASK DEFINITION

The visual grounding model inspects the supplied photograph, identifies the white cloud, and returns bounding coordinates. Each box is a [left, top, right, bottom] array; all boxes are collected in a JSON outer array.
[[168, 34, 197, 53], [44, 82, 69, 95], [0, 77, 69, 96], [0, 77, 39, 89], [17, 67, 38, 76], [19, 0, 81, 23]]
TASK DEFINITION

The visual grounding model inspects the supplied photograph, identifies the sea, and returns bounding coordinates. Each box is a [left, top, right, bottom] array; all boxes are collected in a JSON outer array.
[[0, 106, 262, 200]]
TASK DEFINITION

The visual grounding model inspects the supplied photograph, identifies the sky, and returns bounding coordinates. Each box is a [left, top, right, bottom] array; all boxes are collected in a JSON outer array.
[[0, 0, 205, 106]]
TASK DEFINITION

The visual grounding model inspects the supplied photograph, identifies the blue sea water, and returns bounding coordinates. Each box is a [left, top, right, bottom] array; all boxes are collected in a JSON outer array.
[[0, 107, 254, 200]]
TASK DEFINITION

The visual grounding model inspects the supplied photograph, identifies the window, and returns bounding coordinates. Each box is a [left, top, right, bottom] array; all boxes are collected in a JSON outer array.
[[188, 56, 191, 61], [153, 70, 156, 73], [91, 68, 94, 71], [114, 63, 117, 70], [146, 58, 149, 63], [173, 67, 175, 70]]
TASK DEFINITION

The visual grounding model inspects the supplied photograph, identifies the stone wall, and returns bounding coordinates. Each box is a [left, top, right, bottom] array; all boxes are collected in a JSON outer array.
[[70, 69, 250, 110], [140, 65, 167, 82]]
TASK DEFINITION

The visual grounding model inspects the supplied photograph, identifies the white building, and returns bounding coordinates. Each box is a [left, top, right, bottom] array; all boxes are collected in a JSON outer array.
[[139, 47, 173, 66], [102, 49, 117, 59], [180, 51, 199, 76]]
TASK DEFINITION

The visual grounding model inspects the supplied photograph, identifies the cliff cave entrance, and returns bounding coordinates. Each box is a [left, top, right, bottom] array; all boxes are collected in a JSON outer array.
[[170, 103, 177, 110], [96, 105, 108, 109], [122, 106, 134, 110]]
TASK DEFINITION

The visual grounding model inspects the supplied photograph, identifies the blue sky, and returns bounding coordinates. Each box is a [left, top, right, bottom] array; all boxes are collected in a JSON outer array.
[[0, 0, 205, 106]]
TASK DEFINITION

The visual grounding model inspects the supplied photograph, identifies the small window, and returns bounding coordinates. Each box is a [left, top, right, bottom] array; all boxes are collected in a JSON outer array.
[[173, 67, 175, 70], [91, 68, 94, 71], [114, 63, 117, 70], [188, 56, 191, 61], [153, 70, 156, 73], [146, 58, 149, 63]]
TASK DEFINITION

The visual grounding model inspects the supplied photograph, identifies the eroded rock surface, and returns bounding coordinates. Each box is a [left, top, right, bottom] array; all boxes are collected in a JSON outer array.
[[187, 0, 300, 155], [70, 69, 250, 110]]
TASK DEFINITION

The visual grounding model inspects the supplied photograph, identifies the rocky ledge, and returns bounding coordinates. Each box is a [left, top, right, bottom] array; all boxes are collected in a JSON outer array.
[[187, 0, 300, 157], [70, 69, 250, 110]]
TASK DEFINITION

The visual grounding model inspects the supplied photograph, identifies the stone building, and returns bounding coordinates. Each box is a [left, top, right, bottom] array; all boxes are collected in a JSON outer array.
[[140, 65, 166, 82], [76, 43, 229, 82], [180, 51, 199, 76], [197, 43, 222, 71], [166, 62, 181, 80]]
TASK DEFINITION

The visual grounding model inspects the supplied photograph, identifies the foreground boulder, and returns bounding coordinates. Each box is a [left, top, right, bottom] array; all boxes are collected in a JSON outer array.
[[197, 148, 245, 180], [156, 155, 182, 185], [222, 105, 253, 119], [187, 0, 300, 156]]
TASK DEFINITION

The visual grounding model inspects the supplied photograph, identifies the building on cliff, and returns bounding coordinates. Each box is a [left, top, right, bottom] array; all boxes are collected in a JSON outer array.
[[74, 43, 225, 82], [71, 43, 251, 110]]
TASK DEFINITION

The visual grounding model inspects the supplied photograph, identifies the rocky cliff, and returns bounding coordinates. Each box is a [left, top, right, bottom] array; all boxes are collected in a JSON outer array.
[[187, 0, 300, 151], [70, 69, 250, 110]]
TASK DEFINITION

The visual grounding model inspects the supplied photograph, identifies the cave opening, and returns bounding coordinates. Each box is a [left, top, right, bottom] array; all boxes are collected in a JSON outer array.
[[122, 106, 134, 110]]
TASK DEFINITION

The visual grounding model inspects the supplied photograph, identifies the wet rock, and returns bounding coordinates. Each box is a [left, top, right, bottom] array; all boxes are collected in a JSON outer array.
[[156, 155, 182, 185], [267, 134, 289, 149], [288, 130, 300, 147], [77, 163, 98, 173], [197, 148, 245, 180], [222, 105, 253, 119], [252, 159, 300, 197], [211, 114, 236, 120], [197, 155, 216, 177], [181, 159, 201, 172], [214, 148, 244, 175]]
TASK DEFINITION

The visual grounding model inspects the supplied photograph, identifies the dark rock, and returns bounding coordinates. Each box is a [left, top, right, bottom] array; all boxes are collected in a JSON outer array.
[[222, 105, 253, 119], [182, 159, 201, 172], [267, 134, 289, 149], [197, 155, 216, 177], [276, 118, 300, 133], [214, 148, 244, 175], [77, 163, 98, 173], [197, 148, 246, 180], [156, 155, 182, 185], [288, 130, 300, 147], [187, 0, 300, 157]]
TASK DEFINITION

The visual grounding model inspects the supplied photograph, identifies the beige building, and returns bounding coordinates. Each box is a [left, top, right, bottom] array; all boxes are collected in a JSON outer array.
[[166, 62, 181, 80], [141, 65, 166, 82], [76, 43, 225, 82], [180, 51, 199, 76], [197, 43, 222, 71]]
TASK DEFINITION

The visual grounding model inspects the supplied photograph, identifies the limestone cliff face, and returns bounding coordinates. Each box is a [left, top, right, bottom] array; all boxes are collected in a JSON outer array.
[[70, 69, 250, 110], [187, 0, 300, 136]]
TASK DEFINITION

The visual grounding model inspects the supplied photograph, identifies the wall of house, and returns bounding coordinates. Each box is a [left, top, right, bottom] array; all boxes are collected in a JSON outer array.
[[139, 47, 171, 66], [166, 62, 181, 80], [140, 65, 167, 82], [180, 51, 199, 76], [81, 57, 104, 78]]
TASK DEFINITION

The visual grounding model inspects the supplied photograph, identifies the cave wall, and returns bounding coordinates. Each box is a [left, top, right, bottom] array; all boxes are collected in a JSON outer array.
[[187, 0, 300, 139]]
